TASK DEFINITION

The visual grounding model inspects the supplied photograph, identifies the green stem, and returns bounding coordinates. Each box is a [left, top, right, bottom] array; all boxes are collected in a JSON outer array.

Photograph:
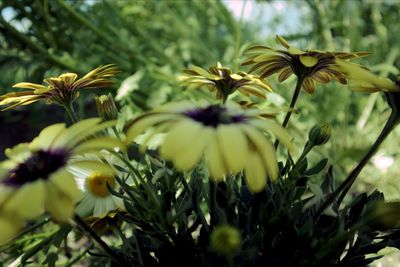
[[316, 110, 400, 217], [275, 77, 304, 148], [73, 214, 128, 266], [294, 141, 314, 168], [63, 103, 79, 124], [64, 246, 92, 267]]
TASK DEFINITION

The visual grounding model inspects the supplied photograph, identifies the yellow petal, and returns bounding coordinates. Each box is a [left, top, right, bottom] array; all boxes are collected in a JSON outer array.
[[4, 181, 45, 220], [300, 55, 318, 67], [5, 143, 31, 163], [160, 120, 202, 160], [275, 35, 290, 48], [253, 51, 280, 62], [238, 87, 266, 99], [191, 66, 221, 80], [55, 119, 116, 149], [241, 125, 278, 181], [250, 119, 295, 153], [288, 46, 306, 55], [139, 122, 173, 153], [0, 216, 23, 244], [217, 124, 248, 173], [205, 130, 226, 182], [29, 123, 66, 151], [244, 152, 267, 193], [73, 137, 125, 154], [278, 67, 293, 82], [12, 82, 48, 91], [53, 118, 101, 147], [173, 127, 213, 171], [126, 113, 178, 142], [45, 184, 75, 222], [58, 73, 78, 86], [303, 78, 316, 93], [50, 169, 82, 202], [335, 59, 398, 92]]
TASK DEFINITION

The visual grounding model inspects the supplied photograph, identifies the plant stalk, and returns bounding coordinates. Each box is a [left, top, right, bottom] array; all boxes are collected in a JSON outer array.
[[63, 103, 79, 123], [275, 77, 304, 149], [73, 214, 128, 266], [316, 109, 400, 217]]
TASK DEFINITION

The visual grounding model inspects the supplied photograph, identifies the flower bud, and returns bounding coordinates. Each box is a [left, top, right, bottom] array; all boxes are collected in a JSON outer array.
[[210, 224, 241, 255], [308, 122, 331, 146], [95, 94, 118, 121]]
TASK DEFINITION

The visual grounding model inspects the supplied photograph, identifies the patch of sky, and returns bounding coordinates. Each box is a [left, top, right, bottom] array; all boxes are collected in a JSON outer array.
[[2, 7, 31, 32], [224, 0, 311, 43]]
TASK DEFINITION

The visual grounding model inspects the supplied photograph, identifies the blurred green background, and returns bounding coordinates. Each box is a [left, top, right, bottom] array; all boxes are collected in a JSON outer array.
[[1, 0, 400, 264]]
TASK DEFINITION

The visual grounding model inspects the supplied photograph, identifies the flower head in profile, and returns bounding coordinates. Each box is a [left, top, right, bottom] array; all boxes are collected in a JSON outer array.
[[69, 154, 124, 218], [181, 63, 272, 101], [0, 64, 119, 110], [126, 101, 294, 192], [0, 118, 124, 243], [333, 59, 399, 93], [242, 35, 369, 93]]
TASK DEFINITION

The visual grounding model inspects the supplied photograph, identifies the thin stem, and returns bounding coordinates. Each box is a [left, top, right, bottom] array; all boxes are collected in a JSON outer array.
[[64, 246, 92, 267], [275, 77, 304, 148], [316, 110, 400, 217], [63, 103, 79, 123], [294, 141, 314, 168], [73, 214, 128, 266]]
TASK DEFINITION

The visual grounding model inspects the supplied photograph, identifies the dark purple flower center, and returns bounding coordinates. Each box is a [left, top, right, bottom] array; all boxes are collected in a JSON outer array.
[[183, 105, 246, 127], [2, 150, 68, 187]]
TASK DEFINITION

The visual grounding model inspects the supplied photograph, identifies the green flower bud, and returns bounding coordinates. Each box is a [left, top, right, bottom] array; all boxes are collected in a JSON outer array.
[[308, 122, 331, 146], [95, 94, 118, 121], [210, 224, 241, 256]]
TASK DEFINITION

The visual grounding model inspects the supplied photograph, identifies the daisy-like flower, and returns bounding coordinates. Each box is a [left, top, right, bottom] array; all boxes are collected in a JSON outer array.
[[126, 101, 294, 193], [69, 154, 124, 218], [180, 63, 272, 102], [334, 59, 399, 92], [242, 35, 369, 93], [0, 118, 124, 243], [0, 64, 119, 111]]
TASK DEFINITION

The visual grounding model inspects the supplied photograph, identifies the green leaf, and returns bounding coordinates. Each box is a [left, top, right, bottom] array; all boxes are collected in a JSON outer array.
[[305, 159, 328, 176]]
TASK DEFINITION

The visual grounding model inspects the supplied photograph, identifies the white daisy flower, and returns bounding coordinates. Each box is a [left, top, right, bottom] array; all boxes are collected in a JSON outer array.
[[69, 154, 125, 218]]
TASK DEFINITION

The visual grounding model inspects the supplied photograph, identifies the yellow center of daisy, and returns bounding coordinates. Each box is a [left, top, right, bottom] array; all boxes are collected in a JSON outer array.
[[86, 172, 115, 198]]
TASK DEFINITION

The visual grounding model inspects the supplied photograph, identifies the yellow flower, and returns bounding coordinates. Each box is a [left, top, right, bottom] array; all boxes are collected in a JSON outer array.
[[180, 63, 272, 101], [0, 64, 119, 110], [242, 35, 369, 93], [126, 101, 294, 192], [0, 118, 124, 243], [333, 59, 399, 92]]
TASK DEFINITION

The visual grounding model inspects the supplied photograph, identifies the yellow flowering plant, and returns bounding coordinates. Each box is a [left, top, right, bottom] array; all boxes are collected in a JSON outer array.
[[0, 64, 119, 122], [2, 36, 400, 267], [242, 35, 369, 128], [181, 63, 272, 102]]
